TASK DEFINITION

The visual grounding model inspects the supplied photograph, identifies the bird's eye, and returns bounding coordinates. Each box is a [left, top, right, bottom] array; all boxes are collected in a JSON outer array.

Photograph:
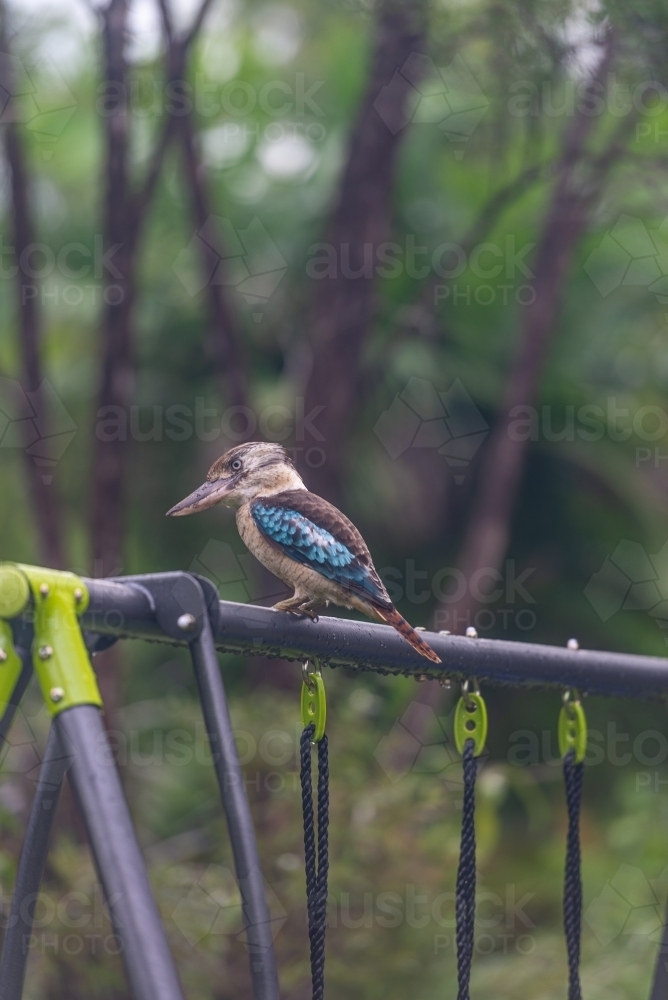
[[231, 459, 242, 472]]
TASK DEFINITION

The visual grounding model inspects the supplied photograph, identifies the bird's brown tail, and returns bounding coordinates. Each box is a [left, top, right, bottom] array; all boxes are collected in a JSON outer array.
[[374, 606, 441, 664]]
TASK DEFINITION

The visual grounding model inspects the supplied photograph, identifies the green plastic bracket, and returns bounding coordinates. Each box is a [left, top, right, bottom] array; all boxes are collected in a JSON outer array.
[[0, 619, 23, 715], [558, 692, 587, 764], [454, 683, 488, 757], [0, 563, 102, 717], [301, 660, 326, 742], [0, 563, 31, 620]]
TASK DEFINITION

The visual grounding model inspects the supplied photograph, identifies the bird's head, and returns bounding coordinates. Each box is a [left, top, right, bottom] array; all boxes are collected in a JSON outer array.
[[166, 441, 305, 516]]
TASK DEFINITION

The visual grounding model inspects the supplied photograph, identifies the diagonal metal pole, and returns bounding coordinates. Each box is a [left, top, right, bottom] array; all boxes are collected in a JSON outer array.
[[0, 723, 70, 1000], [56, 705, 186, 1000], [96, 570, 282, 1000], [189, 597, 281, 1000]]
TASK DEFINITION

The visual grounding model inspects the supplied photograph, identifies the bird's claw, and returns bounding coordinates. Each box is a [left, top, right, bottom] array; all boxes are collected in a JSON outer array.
[[286, 607, 319, 622], [272, 599, 320, 622]]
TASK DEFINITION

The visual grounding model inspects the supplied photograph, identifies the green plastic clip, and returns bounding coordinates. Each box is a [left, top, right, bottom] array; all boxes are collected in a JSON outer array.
[[0, 563, 102, 717], [558, 690, 587, 764], [0, 619, 23, 716], [454, 680, 488, 757], [301, 660, 326, 742]]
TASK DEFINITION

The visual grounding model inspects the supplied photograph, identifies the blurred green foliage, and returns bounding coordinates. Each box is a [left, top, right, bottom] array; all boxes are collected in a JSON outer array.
[[2, 0, 668, 996]]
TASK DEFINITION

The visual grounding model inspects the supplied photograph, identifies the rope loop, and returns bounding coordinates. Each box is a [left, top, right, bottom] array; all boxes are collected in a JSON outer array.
[[456, 738, 478, 1000], [300, 667, 329, 1000], [560, 691, 586, 1000], [454, 680, 486, 999]]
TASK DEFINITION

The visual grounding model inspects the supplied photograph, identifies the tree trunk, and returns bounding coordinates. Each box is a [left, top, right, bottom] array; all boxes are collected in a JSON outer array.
[[178, 111, 249, 411], [0, 4, 66, 569], [302, 0, 426, 501], [440, 37, 622, 634], [90, 0, 134, 579]]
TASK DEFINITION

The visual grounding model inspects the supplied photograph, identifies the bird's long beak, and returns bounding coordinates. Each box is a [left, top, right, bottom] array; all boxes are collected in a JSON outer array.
[[166, 476, 240, 516]]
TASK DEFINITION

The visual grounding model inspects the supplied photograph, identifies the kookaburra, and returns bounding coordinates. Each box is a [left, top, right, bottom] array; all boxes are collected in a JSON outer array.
[[167, 442, 441, 663]]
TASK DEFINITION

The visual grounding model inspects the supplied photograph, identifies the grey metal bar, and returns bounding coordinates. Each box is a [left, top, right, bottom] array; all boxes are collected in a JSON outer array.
[[5, 570, 668, 999], [189, 591, 280, 1000], [56, 705, 186, 1000], [77, 578, 668, 701], [0, 724, 70, 1000]]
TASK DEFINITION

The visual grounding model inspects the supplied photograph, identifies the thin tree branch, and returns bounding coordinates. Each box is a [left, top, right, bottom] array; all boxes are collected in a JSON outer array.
[[92, 0, 220, 577], [156, 0, 174, 44], [0, 0, 66, 568], [184, 0, 216, 48], [178, 109, 249, 409], [90, 0, 133, 579], [154, 0, 248, 409], [418, 161, 545, 317]]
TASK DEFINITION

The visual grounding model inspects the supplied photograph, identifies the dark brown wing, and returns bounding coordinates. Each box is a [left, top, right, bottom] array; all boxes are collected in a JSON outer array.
[[249, 490, 392, 608]]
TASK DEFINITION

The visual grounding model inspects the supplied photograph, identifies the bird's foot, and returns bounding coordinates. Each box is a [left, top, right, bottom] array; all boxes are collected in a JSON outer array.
[[272, 598, 305, 614], [297, 608, 319, 622], [271, 598, 320, 622], [296, 599, 322, 622]]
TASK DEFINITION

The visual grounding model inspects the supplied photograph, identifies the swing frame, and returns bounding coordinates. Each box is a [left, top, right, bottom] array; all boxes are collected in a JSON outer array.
[[0, 562, 667, 1000]]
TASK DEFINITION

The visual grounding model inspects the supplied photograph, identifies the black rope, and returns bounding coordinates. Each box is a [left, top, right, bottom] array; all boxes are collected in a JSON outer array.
[[456, 738, 477, 1000], [563, 748, 584, 1000], [300, 724, 329, 1000]]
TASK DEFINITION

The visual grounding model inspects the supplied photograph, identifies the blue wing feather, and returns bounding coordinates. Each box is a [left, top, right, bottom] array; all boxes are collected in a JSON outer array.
[[251, 499, 387, 604]]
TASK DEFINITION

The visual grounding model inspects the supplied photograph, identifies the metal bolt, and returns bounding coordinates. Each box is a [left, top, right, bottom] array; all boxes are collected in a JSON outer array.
[[465, 626, 478, 639], [177, 613, 197, 632], [0, 649, 7, 663], [439, 630, 451, 636], [73, 588, 83, 603], [567, 638, 579, 651], [439, 677, 452, 689], [38, 645, 53, 660], [39, 583, 49, 598], [416, 674, 428, 682], [49, 687, 64, 703]]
